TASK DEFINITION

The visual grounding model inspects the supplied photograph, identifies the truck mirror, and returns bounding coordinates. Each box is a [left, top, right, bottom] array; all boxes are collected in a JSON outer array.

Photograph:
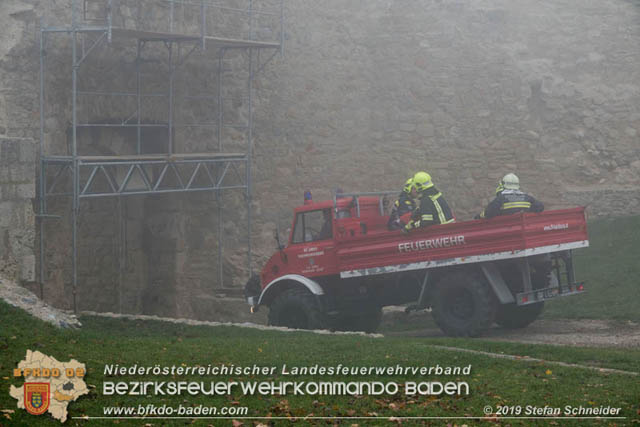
[[274, 227, 282, 250], [274, 225, 287, 251], [274, 225, 288, 262]]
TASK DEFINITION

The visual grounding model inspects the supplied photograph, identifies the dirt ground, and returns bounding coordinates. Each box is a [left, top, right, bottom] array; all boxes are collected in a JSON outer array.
[[383, 309, 640, 348]]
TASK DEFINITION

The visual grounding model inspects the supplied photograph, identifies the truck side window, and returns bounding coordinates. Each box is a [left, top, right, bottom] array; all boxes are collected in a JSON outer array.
[[292, 209, 332, 243]]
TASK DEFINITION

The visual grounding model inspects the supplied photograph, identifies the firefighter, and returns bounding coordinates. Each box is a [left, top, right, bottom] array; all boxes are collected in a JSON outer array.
[[403, 171, 454, 233], [387, 178, 417, 230], [473, 182, 504, 219], [478, 173, 544, 219]]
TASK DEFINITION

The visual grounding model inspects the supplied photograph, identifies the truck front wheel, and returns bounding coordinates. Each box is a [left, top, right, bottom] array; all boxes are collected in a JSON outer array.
[[431, 272, 496, 337], [268, 289, 327, 330]]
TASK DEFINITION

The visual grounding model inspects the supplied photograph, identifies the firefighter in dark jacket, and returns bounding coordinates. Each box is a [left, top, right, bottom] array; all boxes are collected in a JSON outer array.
[[388, 178, 417, 230], [479, 173, 544, 219], [403, 171, 454, 233]]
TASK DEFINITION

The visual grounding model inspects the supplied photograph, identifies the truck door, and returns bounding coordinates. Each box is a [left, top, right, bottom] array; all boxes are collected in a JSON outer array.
[[287, 208, 338, 277]]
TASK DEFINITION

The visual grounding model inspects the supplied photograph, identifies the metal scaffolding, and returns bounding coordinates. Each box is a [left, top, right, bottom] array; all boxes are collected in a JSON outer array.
[[38, 0, 283, 312]]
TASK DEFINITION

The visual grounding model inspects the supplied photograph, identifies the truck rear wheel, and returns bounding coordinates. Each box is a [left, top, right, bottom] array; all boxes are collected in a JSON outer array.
[[495, 302, 544, 329], [268, 289, 327, 330], [431, 271, 496, 337]]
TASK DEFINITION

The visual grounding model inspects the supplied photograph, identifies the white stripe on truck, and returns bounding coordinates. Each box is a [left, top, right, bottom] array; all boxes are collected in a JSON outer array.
[[340, 240, 589, 278]]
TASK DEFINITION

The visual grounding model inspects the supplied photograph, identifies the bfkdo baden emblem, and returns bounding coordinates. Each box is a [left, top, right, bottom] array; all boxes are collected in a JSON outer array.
[[24, 383, 50, 416]]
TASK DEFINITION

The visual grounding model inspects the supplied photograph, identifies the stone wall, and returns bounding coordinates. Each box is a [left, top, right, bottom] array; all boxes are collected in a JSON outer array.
[[0, 137, 36, 282], [0, 1, 40, 284], [1, 0, 640, 319], [253, 0, 640, 224]]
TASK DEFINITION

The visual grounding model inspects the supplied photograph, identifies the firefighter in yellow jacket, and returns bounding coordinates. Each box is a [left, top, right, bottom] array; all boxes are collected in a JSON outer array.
[[403, 171, 454, 233], [388, 178, 417, 230]]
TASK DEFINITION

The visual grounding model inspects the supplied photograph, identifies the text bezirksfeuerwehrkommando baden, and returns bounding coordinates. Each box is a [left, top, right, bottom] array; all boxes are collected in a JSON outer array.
[[103, 363, 471, 377], [103, 364, 472, 396]]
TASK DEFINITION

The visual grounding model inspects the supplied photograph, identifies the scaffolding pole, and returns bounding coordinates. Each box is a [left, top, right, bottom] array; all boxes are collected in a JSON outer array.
[[118, 196, 125, 314], [167, 42, 174, 155], [247, 47, 254, 274], [217, 48, 225, 288], [136, 40, 142, 154], [38, 22, 45, 299], [71, 0, 79, 313]]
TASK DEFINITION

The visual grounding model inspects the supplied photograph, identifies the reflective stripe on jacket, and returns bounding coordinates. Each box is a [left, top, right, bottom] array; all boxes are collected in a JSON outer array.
[[408, 187, 454, 228], [483, 189, 544, 219]]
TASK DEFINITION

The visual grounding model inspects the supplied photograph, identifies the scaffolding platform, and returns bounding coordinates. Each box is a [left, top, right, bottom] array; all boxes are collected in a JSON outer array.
[[42, 152, 247, 198], [111, 28, 281, 48], [44, 26, 282, 49]]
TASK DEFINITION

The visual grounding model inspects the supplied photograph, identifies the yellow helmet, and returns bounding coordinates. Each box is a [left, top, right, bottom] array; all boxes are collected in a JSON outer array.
[[501, 173, 520, 190], [412, 171, 433, 191], [495, 182, 504, 194], [403, 178, 413, 193]]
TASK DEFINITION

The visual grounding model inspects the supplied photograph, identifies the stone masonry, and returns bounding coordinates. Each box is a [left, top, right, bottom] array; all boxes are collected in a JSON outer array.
[[0, 137, 36, 282], [0, 0, 639, 320]]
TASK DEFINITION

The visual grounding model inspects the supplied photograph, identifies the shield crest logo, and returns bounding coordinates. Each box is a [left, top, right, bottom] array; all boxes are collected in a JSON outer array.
[[24, 383, 50, 416]]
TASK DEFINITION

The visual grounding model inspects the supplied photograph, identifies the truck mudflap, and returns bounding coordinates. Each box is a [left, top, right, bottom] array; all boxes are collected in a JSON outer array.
[[515, 282, 585, 306]]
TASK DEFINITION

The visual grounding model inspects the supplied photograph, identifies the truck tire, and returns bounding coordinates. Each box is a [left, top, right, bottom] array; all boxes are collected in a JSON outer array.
[[431, 271, 496, 337], [268, 289, 327, 330], [495, 301, 544, 329]]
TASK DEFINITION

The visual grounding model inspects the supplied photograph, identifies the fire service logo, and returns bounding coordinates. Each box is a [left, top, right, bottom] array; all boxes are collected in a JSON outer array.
[[10, 350, 89, 423], [24, 383, 50, 416]]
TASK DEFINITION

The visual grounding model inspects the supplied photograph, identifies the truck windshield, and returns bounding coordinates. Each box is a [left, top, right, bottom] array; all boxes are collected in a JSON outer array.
[[292, 209, 332, 243]]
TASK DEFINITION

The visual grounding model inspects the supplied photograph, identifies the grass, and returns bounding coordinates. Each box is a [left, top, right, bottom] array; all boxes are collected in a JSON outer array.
[[380, 314, 640, 373], [544, 214, 640, 321], [1, 300, 640, 426]]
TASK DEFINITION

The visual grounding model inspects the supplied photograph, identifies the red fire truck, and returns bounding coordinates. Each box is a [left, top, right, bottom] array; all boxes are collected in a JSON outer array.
[[244, 192, 588, 337]]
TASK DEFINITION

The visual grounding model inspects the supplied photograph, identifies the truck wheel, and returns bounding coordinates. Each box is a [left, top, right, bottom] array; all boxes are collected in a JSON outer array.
[[495, 302, 544, 329], [268, 289, 327, 330], [431, 272, 496, 337]]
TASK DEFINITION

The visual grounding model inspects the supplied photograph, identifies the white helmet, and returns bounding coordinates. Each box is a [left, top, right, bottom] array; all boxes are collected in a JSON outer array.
[[501, 173, 520, 190]]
